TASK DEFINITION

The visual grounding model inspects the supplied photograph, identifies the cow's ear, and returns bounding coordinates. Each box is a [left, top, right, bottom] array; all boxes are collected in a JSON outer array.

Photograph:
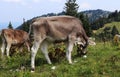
[[74, 41, 84, 46], [88, 38, 96, 45]]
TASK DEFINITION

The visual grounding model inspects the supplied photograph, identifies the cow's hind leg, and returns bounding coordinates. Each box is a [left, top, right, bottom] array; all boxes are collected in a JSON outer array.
[[31, 35, 46, 72], [1, 40, 6, 58], [31, 40, 41, 72], [40, 41, 52, 64]]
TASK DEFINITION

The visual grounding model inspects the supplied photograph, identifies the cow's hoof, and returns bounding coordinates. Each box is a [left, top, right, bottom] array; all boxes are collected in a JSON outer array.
[[51, 66, 56, 70], [7, 56, 10, 59], [48, 62, 52, 65], [83, 55, 87, 58], [31, 68, 35, 73], [74, 60, 78, 63], [69, 62, 73, 64]]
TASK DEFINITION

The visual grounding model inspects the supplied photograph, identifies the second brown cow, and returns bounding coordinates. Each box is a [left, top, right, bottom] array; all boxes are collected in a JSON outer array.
[[0, 29, 30, 57]]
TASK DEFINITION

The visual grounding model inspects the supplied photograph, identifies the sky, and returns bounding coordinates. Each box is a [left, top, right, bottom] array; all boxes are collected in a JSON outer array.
[[0, 0, 120, 29]]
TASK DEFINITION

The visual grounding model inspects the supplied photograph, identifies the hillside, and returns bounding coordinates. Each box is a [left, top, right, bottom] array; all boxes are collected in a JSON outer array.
[[104, 22, 120, 31], [95, 21, 120, 35], [17, 9, 111, 30], [82, 9, 111, 23]]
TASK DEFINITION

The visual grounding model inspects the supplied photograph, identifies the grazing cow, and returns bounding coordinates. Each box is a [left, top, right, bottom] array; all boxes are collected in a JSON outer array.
[[29, 15, 89, 72], [113, 34, 120, 45], [0, 29, 30, 57]]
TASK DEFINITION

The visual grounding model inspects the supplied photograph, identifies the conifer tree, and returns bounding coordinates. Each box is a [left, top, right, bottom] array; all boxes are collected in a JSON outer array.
[[64, 0, 79, 17], [64, 0, 92, 36], [78, 13, 92, 36], [22, 18, 29, 32], [111, 25, 119, 37], [8, 22, 13, 29]]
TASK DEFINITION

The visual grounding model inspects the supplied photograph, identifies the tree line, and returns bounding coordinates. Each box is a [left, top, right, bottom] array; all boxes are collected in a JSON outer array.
[[91, 10, 120, 30], [91, 10, 120, 41], [8, 0, 120, 39], [19, 0, 92, 37]]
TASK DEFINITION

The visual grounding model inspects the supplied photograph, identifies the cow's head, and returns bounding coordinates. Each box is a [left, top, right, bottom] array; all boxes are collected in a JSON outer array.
[[77, 44, 88, 57], [76, 40, 88, 57], [76, 37, 96, 57]]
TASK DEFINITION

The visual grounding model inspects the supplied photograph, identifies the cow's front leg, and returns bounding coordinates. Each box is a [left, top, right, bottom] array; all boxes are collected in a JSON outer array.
[[66, 42, 74, 64], [6, 43, 11, 57], [31, 40, 40, 72], [66, 34, 76, 64], [25, 41, 30, 52], [41, 41, 52, 64]]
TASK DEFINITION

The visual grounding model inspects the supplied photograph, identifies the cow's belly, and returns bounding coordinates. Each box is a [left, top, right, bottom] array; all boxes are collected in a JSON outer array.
[[11, 40, 24, 45], [46, 36, 68, 43]]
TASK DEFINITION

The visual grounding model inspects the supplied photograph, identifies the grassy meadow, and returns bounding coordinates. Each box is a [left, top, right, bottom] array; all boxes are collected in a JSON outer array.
[[94, 21, 120, 35], [0, 42, 120, 77]]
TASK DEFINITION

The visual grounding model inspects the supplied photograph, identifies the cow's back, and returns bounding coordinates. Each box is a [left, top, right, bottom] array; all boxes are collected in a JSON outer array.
[[1, 29, 29, 45], [32, 15, 88, 42], [13, 30, 29, 43]]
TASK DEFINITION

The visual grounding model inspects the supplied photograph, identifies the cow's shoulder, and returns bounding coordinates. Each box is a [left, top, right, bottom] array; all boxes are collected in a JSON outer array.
[[2, 29, 14, 34]]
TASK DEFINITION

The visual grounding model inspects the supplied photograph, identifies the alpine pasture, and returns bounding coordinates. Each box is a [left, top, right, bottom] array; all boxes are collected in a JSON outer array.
[[0, 40, 120, 77], [0, 21, 120, 77]]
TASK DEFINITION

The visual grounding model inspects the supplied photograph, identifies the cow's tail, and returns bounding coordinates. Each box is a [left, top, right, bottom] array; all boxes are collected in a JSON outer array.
[[0, 30, 6, 43], [1, 29, 4, 37], [28, 24, 34, 43], [28, 24, 32, 36], [28, 18, 37, 36]]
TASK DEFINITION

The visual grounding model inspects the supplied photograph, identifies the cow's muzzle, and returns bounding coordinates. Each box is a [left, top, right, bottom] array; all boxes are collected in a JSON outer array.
[[77, 44, 88, 56]]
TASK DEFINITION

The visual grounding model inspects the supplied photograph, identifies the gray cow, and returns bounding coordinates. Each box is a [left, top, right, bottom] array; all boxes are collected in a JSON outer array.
[[29, 15, 89, 72]]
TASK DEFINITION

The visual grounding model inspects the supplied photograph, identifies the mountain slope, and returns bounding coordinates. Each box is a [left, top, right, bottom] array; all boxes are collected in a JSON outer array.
[[82, 9, 111, 23], [17, 9, 111, 30], [95, 21, 120, 34]]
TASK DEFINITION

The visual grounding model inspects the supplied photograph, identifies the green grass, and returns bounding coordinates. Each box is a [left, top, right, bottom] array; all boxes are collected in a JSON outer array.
[[105, 22, 120, 31], [0, 42, 120, 77]]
